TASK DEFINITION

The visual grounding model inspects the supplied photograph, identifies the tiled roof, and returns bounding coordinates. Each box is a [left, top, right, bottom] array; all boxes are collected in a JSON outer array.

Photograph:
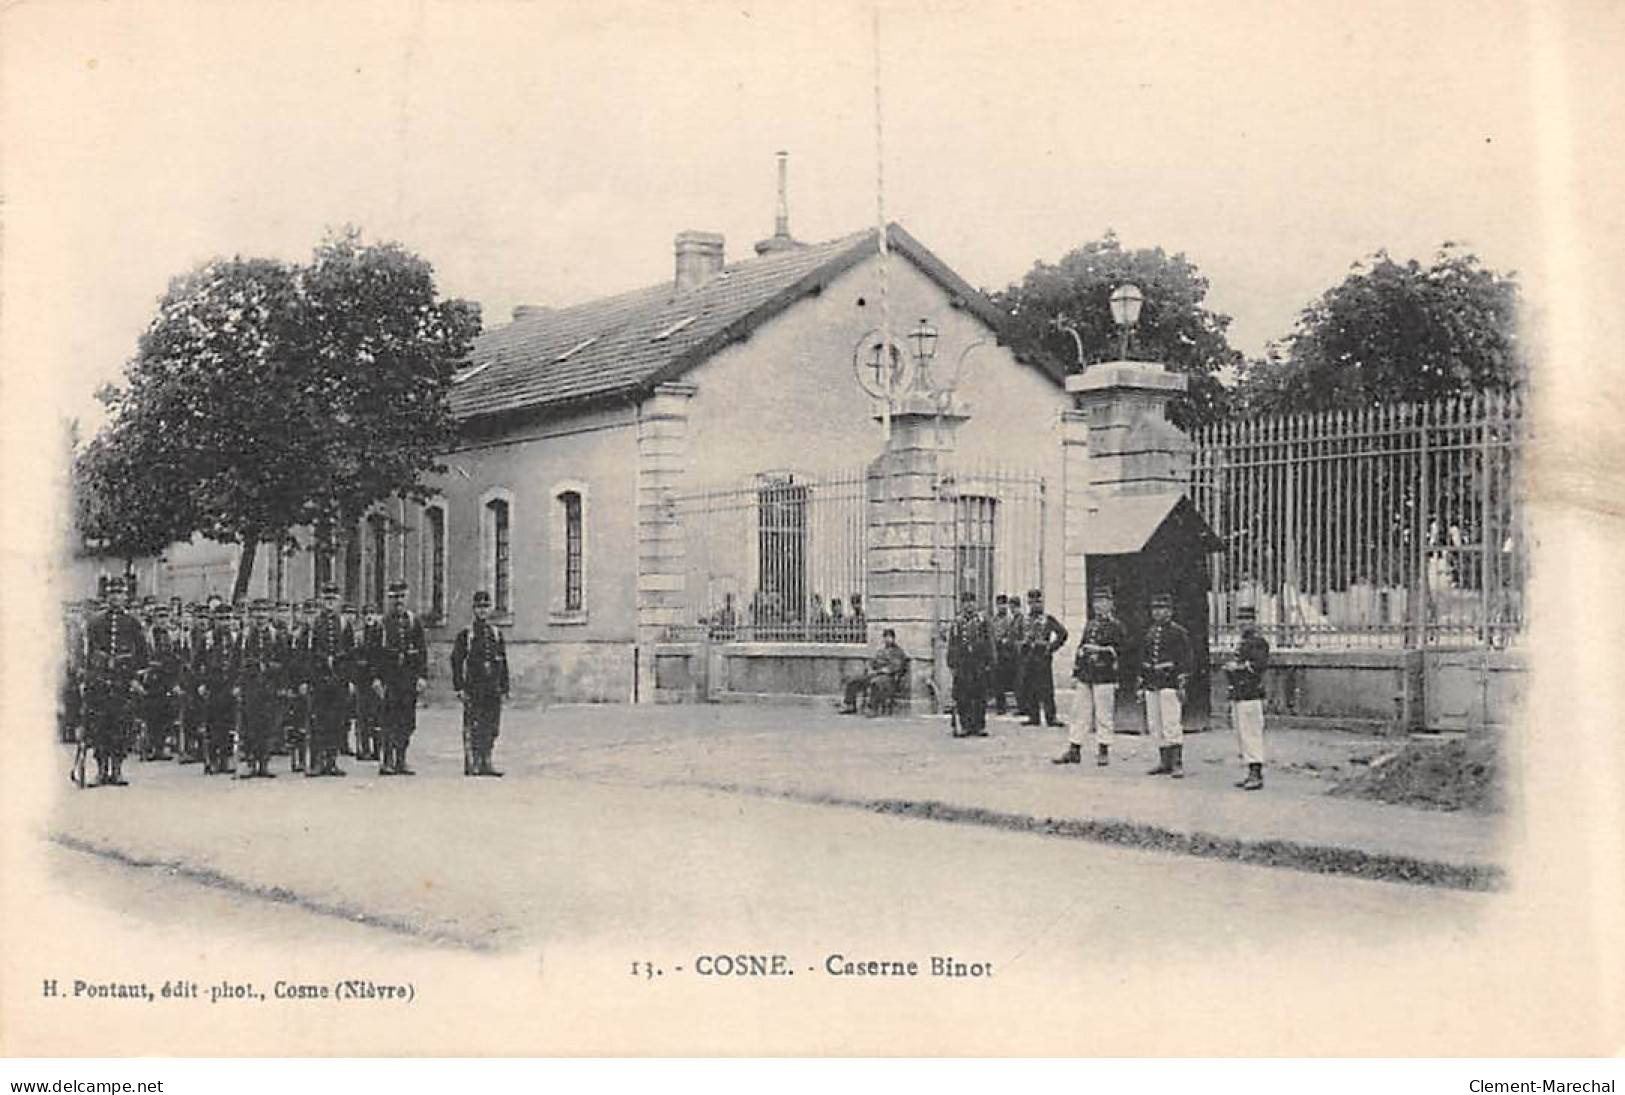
[[449, 224, 1045, 423]]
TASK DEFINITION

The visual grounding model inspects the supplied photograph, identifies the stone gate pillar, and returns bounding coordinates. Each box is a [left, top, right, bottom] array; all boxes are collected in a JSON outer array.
[[636, 381, 696, 703], [865, 392, 967, 713], [1064, 360, 1190, 494]]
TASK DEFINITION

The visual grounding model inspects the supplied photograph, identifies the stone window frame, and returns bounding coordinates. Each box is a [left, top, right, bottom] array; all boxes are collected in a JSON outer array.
[[479, 487, 516, 623], [421, 499, 448, 625], [549, 480, 589, 625]]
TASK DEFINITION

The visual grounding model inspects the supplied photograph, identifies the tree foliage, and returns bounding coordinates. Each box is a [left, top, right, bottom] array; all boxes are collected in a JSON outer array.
[[82, 230, 481, 598], [1235, 245, 1523, 413], [991, 230, 1241, 428]]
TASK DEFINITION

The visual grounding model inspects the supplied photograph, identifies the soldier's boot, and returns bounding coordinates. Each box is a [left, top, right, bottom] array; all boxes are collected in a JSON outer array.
[[1169, 744, 1185, 779], [478, 748, 503, 777], [94, 755, 110, 785], [1096, 744, 1110, 767], [378, 742, 396, 776], [1146, 747, 1173, 776], [108, 755, 128, 787], [1051, 743, 1081, 765], [396, 743, 416, 776], [1235, 763, 1263, 791]]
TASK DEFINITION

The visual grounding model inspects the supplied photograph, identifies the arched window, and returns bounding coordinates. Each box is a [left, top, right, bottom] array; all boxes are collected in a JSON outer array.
[[367, 513, 389, 610], [562, 491, 583, 611], [482, 494, 512, 615], [550, 483, 588, 622], [423, 503, 447, 622]]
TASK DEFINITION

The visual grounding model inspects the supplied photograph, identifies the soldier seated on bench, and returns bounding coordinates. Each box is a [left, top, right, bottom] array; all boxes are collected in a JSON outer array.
[[837, 628, 909, 715]]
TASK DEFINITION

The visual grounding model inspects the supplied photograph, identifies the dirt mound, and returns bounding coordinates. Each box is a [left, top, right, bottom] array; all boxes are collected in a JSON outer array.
[[1329, 736, 1503, 813]]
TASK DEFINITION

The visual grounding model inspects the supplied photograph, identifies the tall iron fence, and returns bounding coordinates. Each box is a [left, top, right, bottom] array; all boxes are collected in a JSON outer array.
[[1189, 392, 1526, 650], [674, 468, 869, 642], [670, 463, 1048, 643]]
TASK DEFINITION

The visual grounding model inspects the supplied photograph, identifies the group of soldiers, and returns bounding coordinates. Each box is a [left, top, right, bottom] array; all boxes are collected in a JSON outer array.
[[59, 576, 514, 789], [946, 585, 1270, 789], [947, 588, 1071, 736]]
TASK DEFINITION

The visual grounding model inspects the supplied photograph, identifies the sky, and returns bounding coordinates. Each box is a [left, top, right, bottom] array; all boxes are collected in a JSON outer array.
[[0, 0, 1599, 433]]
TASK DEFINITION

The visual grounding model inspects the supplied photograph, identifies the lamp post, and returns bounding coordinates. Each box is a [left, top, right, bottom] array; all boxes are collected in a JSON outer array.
[[906, 317, 938, 390], [1109, 282, 1143, 360]]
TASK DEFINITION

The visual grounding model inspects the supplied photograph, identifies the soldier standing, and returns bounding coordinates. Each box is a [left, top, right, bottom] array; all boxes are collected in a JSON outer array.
[[339, 602, 361, 755], [302, 583, 353, 778], [280, 601, 311, 772], [1017, 589, 1068, 728], [451, 590, 510, 777], [947, 591, 996, 737], [352, 603, 385, 762], [990, 594, 1019, 715], [82, 576, 148, 787], [1056, 586, 1127, 767], [1140, 591, 1194, 778], [175, 604, 204, 764], [194, 603, 238, 775], [233, 598, 285, 779], [377, 581, 428, 776], [1225, 605, 1270, 791], [140, 603, 182, 761]]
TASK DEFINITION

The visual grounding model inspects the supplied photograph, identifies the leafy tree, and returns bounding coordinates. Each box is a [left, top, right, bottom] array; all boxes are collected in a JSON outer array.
[[1235, 244, 1523, 413], [991, 230, 1241, 428], [72, 411, 197, 571], [86, 231, 480, 600]]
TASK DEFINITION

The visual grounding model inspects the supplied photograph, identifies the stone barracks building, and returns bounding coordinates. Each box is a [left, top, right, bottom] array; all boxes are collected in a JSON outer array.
[[69, 215, 1210, 711]]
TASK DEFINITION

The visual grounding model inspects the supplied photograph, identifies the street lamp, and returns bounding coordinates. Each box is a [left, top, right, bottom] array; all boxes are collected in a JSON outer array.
[[1109, 283, 1143, 360], [907, 317, 938, 386]]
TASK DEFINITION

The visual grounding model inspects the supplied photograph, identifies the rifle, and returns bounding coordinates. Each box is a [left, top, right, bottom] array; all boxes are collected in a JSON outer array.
[[460, 694, 473, 776]]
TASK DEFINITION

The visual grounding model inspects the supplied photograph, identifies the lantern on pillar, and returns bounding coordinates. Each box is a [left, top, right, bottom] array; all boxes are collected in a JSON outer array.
[[1109, 283, 1144, 360]]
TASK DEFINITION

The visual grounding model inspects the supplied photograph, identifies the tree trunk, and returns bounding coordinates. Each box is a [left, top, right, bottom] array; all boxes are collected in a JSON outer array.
[[232, 537, 259, 603]]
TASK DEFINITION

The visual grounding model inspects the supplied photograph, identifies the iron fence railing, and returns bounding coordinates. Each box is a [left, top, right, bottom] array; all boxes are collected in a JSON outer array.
[[1190, 392, 1525, 650]]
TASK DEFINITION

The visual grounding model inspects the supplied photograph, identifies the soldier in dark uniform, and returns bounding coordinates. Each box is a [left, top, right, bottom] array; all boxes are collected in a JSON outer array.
[[174, 603, 204, 763], [377, 581, 428, 776], [279, 600, 310, 771], [82, 576, 148, 786], [1017, 589, 1068, 728], [302, 583, 353, 778], [838, 629, 909, 714], [352, 603, 385, 762], [233, 598, 285, 779], [990, 594, 1018, 715], [1225, 605, 1270, 791], [1140, 591, 1194, 778], [194, 603, 238, 775], [946, 591, 996, 737], [339, 602, 361, 755], [140, 603, 183, 761], [1057, 585, 1128, 767], [451, 590, 510, 777]]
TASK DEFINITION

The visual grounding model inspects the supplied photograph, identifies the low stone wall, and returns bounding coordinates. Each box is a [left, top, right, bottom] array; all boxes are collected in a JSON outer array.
[[1206, 646, 1526, 734], [653, 641, 879, 705]]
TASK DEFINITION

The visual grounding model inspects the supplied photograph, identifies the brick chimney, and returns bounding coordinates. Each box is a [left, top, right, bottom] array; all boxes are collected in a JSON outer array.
[[674, 231, 725, 294]]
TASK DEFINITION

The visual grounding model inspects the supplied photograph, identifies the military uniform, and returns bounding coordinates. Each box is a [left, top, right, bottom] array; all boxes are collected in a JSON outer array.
[[990, 597, 1020, 715], [303, 586, 354, 777], [947, 594, 996, 736], [352, 608, 385, 762], [194, 606, 237, 774], [451, 591, 510, 777], [1058, 594, 1127, 766], [1226, 611, 1270, 790], [280, 604, 312, 771], [840, 636, 909, 714], [141, 610, 183, 761], [232, 602, 286, 778], [1017, 592, 1068, 727], [377, 582, 428, 776], [82, 582, 149, 786], [175, 607, 205, 763], [1139, 594, 1194, 777]]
